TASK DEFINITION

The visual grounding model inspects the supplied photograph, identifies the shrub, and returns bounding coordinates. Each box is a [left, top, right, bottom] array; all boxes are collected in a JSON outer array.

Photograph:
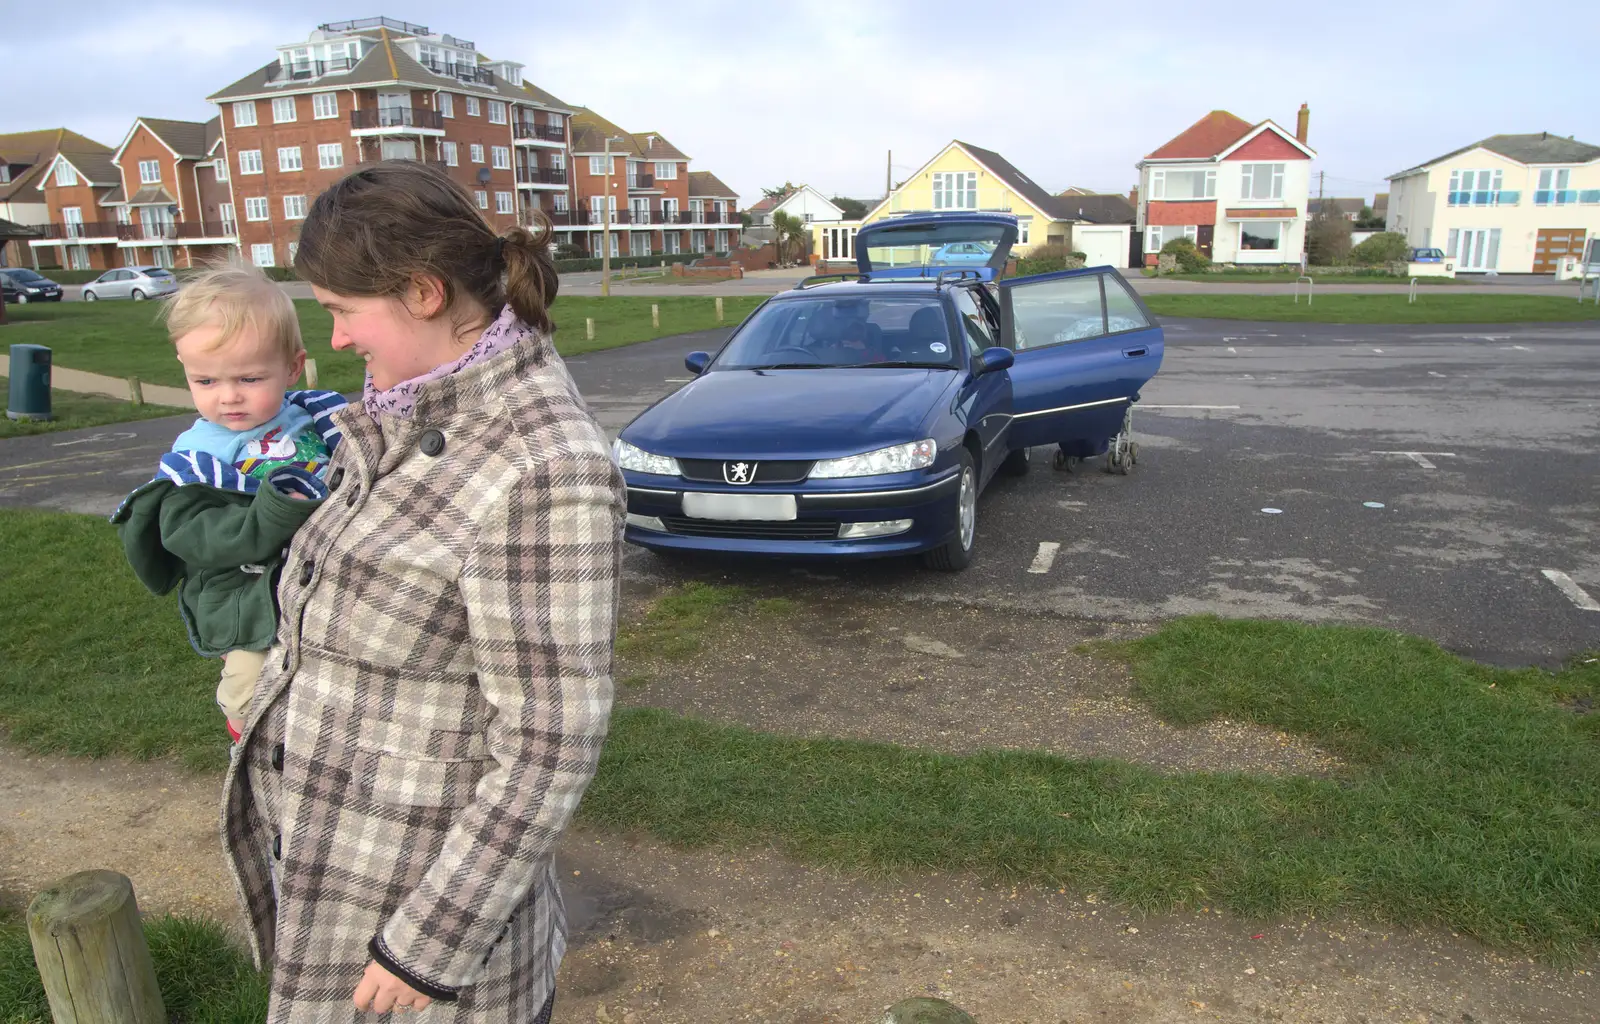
[[1011, 243, 1085, 277], [1160, 237, 1210, 273], [1350, 232, 1410, 266], [1306, 208, 1354, 266], [554, 242, 587, 260]]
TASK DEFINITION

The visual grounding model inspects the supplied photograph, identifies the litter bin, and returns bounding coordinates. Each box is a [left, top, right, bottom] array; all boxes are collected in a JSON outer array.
[[7, 344, 52, 421]]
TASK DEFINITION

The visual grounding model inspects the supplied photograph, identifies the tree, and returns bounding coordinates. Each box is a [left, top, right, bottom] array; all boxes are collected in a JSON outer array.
[[1306, 204, 1353, 266], [1350, 231, 1409, 266], [761, 181, 799, 200], [1354, 205, 1386, 231], [772, 210, 809, 265], [737, 211, 753, 230], [832, 196, 869, 220]]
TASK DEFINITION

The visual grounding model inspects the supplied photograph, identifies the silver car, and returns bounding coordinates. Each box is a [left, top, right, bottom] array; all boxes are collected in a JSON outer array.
[[81, 265, 179, 302]]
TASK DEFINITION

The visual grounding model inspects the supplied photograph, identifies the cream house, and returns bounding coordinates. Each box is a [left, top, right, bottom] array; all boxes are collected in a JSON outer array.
[[1386, 133, 1600, 274]]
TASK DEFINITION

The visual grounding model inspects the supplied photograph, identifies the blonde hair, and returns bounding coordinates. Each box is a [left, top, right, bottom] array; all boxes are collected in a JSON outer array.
[[161, 261, 303, 361]]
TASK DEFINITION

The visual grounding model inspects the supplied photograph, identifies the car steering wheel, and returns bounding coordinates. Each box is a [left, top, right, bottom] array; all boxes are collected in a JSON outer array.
[[766, 345, 821, 360]]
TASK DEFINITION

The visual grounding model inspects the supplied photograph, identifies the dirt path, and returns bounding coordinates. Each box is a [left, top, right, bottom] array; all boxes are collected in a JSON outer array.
[[5, 744, 1596, 1023]]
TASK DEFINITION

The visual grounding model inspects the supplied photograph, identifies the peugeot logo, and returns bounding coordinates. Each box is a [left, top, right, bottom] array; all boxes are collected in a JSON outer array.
[[723, 461, 757, 485]]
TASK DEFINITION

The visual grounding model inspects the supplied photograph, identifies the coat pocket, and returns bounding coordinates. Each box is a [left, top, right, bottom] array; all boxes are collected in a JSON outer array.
[[365, 749, 495, 809]]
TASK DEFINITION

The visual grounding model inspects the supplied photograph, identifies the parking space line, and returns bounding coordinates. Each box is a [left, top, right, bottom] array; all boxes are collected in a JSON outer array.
[[1141, 404, 1240, 411], [1541, 570, 1600, 612], [1027, 542, 1060, 574], [1371, 451, 1458, 470]]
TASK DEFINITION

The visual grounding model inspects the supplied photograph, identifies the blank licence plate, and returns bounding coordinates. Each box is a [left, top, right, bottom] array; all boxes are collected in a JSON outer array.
[[681, 492, 797, 521]]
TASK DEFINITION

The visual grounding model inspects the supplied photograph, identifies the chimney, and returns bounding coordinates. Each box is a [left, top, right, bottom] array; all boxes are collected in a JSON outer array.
[[1296, 103, 1310, 144]]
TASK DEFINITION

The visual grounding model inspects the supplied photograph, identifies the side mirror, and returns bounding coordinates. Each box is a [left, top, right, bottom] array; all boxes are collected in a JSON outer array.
[[975, 346, 1013, 376], [684, 351, 711, 375]]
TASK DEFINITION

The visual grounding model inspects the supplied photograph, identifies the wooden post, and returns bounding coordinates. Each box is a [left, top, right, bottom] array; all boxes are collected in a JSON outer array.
[[585, 318, 595, 341], [715, 296, 724, 322], [27, 870, 167, 1024], [304, 357, 319, 389], [127, 377, 144, 406], [651, 303, 660, 329]]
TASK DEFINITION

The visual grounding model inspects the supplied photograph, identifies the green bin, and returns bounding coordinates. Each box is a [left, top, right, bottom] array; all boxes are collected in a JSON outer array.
[[7, 344, 52, 421]]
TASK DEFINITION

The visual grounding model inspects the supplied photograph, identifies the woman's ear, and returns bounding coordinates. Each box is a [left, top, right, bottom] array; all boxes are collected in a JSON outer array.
[[402, 273, 449, 320]]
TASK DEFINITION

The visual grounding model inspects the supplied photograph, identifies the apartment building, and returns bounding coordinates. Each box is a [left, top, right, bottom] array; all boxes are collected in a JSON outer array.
[[1386, 133, 1600, 274], [569, 109, 741, 257], [1, 130, 113, 267], [1134, 106, 1318, 266], [205, 16, 576, 268]]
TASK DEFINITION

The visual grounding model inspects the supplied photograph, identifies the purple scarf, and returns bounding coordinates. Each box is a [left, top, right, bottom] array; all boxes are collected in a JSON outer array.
[[363, 304, 531, 421]]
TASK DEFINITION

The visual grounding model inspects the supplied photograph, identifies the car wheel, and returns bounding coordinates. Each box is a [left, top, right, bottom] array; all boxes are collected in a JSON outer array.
[[131, 289, 146, 301], [999, 444, 1030, 477], [83, 290, 97, 302], [922, 449, 977, 572]]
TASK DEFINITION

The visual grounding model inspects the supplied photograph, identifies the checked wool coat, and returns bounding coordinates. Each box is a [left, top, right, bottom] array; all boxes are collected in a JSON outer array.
[[222, 327, 624, 1022]]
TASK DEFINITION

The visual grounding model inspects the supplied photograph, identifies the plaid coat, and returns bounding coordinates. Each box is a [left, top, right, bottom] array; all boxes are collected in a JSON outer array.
[[221, 329, 624, 1022]]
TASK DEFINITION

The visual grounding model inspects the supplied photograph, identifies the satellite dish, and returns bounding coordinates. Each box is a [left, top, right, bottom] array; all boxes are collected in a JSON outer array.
[[476, 168, 492, 184]]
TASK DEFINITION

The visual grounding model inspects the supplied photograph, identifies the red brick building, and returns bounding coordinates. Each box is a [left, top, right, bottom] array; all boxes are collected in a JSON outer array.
[[569, 109, 741, 257], [1, 129, 114, 268], [205, 16, 576, 268]]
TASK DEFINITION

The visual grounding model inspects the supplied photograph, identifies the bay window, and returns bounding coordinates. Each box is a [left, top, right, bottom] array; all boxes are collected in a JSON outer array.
[[1239, 221, 1283, 251]]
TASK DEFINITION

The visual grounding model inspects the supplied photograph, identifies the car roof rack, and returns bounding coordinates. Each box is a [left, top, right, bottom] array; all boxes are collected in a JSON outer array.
[[794, 273, 868, 290]]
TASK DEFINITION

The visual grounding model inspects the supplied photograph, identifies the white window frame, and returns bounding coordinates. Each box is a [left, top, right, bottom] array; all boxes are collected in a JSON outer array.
[[495, 191, 515, 215], [239, 149, 263, 175], [1237, 219, 1284, 252], [663, 231, 681, 254], [1146, 223, 1198, 253], [219, 203, 235, 230], [589, 155, 608, 175], [442, 142, 458, 167], [277, 146, 303, 172], [1149, 167, 1216, 200], [438, 92, 454, 118], [654, 161, 677, 180], [553, 192, 569, 212], [244, 197, 269, 221], [932, 171, 978, 211], [549, 151, 565, 170], [1239, 163, 1285, 202], [283, 195, 306, 220], [53, 161, 78, 187], [251, 243, 275, 267], [491, 146, 511, 170], [312, 92, 338, 119], [475, 190, 488, 210], [662, 197, 679, 220], [1017, 218, 1031, 245], [689, 199, 705, 221], [487, 100, 507, 124], [138, 159, 161, 185], [317, 143, 344, 170], [213, 158, 229, 182], [716, 229, 729, 251], [232, 101, 257, 127], [465, 96, 480, 117], [471, 144, 485, 164], [272, 97, 297, 123]]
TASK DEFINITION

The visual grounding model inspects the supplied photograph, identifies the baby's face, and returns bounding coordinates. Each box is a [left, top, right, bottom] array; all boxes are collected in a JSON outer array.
[[175, 322, 304, 433]]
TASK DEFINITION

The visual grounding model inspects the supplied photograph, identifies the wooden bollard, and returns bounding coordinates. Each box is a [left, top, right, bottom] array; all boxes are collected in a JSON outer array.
[[715, 296, 724, 322], [304, 357, 319, 389], [127, 377, 144, 407], [27, 870, 166, 1024], [651, 303, 660, 329], [585, 317, 595, 341]]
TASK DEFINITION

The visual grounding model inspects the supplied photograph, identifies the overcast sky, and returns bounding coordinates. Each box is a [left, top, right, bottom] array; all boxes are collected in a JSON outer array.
[[4, 2, 1590, 207]]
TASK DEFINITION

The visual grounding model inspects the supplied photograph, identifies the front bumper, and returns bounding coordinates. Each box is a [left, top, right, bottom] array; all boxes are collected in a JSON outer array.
[[621, 468, 963, 558]]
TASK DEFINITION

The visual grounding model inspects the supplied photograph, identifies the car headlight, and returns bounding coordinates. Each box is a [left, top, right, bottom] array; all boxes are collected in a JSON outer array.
[[25, 287, 40, 293], [612, 438, 681, 476], [810, 439, 937, 479]]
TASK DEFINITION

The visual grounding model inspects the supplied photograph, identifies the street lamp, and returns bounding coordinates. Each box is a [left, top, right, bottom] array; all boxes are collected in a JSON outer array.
[[600, 134, 627, 297]]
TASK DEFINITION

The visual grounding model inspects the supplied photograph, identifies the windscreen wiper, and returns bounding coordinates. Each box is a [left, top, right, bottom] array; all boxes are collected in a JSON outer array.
[[745, 363, 828, 370], [840, 361, 953, 369]]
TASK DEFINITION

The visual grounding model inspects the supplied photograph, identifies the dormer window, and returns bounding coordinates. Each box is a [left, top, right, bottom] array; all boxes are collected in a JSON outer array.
[[0, 165, 10, 184]]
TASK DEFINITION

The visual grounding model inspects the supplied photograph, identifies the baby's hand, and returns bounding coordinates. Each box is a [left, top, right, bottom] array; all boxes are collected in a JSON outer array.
[[288, 492, 312, 501]]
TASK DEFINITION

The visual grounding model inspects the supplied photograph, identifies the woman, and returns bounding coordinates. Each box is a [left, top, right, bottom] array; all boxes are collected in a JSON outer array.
[[221, 161, 625, 1022]]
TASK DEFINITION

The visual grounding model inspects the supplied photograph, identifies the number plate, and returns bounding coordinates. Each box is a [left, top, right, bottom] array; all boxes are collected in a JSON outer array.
[[681, 492, 797, 521]]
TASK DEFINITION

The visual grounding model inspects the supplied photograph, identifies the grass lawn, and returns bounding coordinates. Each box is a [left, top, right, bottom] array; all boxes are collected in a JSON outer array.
[[1146, 271, 1461, 285], [1, 295, 764, 393], [2, 509, 1597, 960], [1144, 293, 1600, 323], [0, 390, 186, 438]]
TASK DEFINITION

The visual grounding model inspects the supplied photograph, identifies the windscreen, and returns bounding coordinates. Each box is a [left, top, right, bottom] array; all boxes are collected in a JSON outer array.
[[712, 296, 958, 370]]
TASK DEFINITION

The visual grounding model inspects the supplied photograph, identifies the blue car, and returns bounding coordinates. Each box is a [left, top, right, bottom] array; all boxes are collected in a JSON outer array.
[[613, 211, 1164, 570], [931, 241, 997, 265]]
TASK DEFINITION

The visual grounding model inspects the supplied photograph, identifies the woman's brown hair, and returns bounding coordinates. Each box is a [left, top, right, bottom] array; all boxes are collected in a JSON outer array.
[[293, 160, 558, 334]]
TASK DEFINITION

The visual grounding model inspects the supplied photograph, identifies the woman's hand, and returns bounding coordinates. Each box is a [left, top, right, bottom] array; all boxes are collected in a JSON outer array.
[[352, 960, 432, 1014]]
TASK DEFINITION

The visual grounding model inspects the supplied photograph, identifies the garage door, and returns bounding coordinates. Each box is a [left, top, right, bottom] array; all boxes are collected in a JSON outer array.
[[1533, 228, 1586, 274], [1075, 228, 1127, 269]]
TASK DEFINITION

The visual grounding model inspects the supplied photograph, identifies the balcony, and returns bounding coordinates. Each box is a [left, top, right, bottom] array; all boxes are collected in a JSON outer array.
[[532, 210, 577, 226], [266, 56, 357, 82], [1447, 190, 1520, 207], [320, 16, 430, 34], [627, 173, 654, 190], [117, 221, 238, 242], [350, 107, 445, 132], [417, 56, 496, 86], [31, 221, 120, 241], [515, 166, 568, 186], [513, 121, 566, 143]]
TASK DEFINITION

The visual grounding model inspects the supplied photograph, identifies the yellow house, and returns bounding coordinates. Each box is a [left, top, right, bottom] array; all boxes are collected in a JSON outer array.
[[814, 140, 1133, 268]]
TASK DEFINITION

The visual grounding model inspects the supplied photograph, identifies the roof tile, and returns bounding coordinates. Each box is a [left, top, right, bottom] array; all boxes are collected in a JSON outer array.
[[1145, 111, 1255, 160]]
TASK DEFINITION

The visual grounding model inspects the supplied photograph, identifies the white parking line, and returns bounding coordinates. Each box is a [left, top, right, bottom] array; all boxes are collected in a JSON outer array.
[[1372, 451, 1458, 470], [664, 377, 694, 383], [1372, 348, 1384, 353], [1541, 570, 1600, 612], [1141, 404, 1241, 411], [1028, 541, 1061, 574]]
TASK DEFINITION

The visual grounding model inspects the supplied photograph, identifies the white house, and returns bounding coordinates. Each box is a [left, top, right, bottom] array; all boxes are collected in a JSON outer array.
[[746, 184, 844, 228], [1386, 133, 1600, 274]]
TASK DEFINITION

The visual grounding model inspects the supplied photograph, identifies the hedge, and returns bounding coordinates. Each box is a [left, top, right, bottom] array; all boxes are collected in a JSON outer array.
[[552, 253, 706, 273]]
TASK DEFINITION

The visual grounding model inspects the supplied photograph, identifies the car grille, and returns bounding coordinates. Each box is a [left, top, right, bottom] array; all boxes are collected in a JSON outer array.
[[662, 517, 839, 540], [677, 459, 814, 484]]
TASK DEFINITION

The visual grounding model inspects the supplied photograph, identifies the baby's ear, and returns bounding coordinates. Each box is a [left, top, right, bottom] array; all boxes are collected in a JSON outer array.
[[290, 349, 307, 384]]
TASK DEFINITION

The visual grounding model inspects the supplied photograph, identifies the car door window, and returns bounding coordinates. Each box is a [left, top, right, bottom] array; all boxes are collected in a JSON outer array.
[[950, 287, 994, 359], [1006, 273, 1105, 351], [1102, 274, 1152, 334]]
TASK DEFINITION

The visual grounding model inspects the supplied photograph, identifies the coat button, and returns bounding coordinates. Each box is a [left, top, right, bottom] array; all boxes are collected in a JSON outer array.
[[328, 467, 345, 492], [419, 429, 445, 457], [271, 743, 284, 771], [298, 559, 314, 585], [345, 484, 360, 508], [273, 833, 282, 860]]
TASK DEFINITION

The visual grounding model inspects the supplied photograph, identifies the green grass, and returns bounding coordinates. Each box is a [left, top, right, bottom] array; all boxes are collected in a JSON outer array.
[[1144, 293, 1600, 323], [0, 910, 268, 1024], [2, 295, 764, 393], [3, 511, 1597, 959], [1147, 271, 1461, 284], [0, 391, 186, 438]]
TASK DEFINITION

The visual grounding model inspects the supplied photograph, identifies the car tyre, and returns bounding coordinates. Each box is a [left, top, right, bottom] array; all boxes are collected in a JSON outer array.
[[132, 289, 146, 301], [922, 449, 977, 572], [999, 445, 1030, 477], [83, 290, 98, 302]]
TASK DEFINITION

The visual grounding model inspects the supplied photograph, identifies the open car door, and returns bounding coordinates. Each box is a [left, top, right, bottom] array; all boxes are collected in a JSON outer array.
[[998, 267, 1164, 457], [855, 211, 1018, 282]]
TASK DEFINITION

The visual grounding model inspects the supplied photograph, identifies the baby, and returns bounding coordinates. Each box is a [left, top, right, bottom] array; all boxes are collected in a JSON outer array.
[[112, 263, 347, 741]]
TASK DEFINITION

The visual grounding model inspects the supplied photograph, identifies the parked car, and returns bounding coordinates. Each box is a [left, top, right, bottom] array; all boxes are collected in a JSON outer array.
[[0, 268, 64, 304], [930, 241, 997, 265], [1408, 247, 1446, 263], [612, 211, 1165, 571], [81, 266, 178, 301]]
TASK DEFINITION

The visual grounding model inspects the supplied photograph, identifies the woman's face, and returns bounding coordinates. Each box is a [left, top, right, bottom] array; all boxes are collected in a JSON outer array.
[[312, 284, 461, 391]]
